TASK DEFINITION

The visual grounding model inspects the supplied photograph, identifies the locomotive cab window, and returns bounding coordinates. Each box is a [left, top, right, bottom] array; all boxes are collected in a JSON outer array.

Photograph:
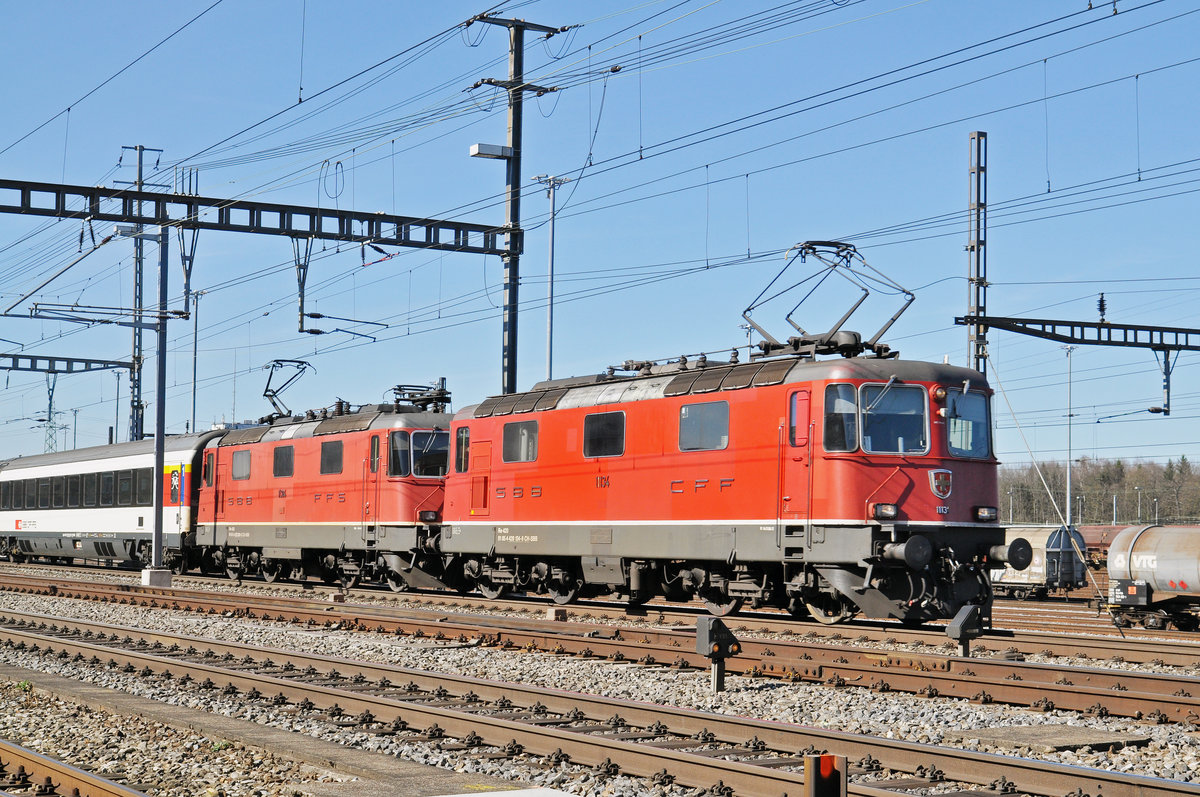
[[861, 384, 927, 454], [789, 390, 810, 447], [273, 445, 294, 478], [947, 390, 991, 459], [679, 401, 729, 452], [502, 421, 538, 463], [203, 453, 214, 487], [584, 412, 625, 458], [320, 440, 343, 474], [412, 431, 449, 477], [823, 384, 858, 452], [369, 435, 380, 474], [454, 427, 470, 473], [388, 432, 411, 477], [232, 450, 252, 480]]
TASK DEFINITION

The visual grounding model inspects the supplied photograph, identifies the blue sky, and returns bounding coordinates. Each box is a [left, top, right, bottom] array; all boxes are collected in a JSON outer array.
[[0, 0, 1197, 470]]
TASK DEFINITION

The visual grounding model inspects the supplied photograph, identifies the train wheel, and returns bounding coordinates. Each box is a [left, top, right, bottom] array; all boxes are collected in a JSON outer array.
[[1011, 588, 1030, 602], [225, 565, 242, 582], [804, 595, 853, 625], [386, 572, 409, 593], [546, 577, 580, 605], [1172, 615, 1199, 632], [261, 560, 283, 583], [702, 594, 744, 617], [476, 578, 509, 600]]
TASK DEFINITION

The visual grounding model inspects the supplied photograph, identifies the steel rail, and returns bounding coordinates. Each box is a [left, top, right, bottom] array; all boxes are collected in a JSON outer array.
[[6, 577, 1200, 722], [0, 737, 148, 797], [3, 612, 1197, 797]]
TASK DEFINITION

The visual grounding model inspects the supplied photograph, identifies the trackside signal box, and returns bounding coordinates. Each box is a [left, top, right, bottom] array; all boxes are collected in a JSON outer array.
[[803, 754, 848, 797], [696, 617, 741, 659], [697, 617, 741, 693]]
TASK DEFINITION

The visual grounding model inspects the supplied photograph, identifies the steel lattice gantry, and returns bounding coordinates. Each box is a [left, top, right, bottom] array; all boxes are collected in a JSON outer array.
[[0, 178, 508, 255]]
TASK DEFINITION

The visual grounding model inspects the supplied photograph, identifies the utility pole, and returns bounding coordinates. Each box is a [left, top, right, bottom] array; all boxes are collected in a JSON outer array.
[[469, 14, 562, 394], [966, 131, 988, 375], [191, 289, 205, 433], [1064, 346, 1076, 528], [533, 175, 570, 380], [116, 145, 165, 440]]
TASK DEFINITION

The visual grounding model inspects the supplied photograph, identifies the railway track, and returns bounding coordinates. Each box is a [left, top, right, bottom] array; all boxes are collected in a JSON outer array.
[[0, 737, 148, 797], [1, 609, 1195, 797], [3, 572, 1200, 724]]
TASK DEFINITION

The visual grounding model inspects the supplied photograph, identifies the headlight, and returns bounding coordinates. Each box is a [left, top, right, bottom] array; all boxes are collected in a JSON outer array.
[[873, 503, 898, 520], [419, 510, 440, 523], [974, 506, 998, 521]]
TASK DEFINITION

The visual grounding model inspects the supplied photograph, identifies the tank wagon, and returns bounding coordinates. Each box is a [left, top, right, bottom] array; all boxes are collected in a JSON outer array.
[[990, 526, 1088, 601], [1108, 525, 1200, 630], [440, 352, 1030, 625]]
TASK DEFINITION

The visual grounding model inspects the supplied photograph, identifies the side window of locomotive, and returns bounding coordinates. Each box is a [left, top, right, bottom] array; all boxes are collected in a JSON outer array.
[[823, 384, 859, 452], [679, 401, 729, 452], [413, 431, 450, 477], [203, 453, 214, 487], [136, 468, 154, 506], [502, 421, 539, 463], [232, 450, 252, 481], [320, 440, 343, 475], [67, 475, 80, 508], [369, 435, 380, 474], [860, 384, 927, 454], [454, 427, 470, 473], [273, 445, 295, 478], [584, 412, 625, 458], [116, 471, 134, 506], [947, 390, 991, 459], [99, 473, 115, 507], [789, 390, 810, 447], [83, 473, 98, 507], [388, 431, 411, 477]]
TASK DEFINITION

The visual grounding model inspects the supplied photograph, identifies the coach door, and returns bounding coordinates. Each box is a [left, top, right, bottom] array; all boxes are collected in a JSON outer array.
[[361, 434, 382, 543], [779, 389, 812, 521]]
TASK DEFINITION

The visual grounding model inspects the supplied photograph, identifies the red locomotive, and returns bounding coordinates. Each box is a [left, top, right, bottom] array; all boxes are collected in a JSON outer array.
[[0, 243, 1029, 631]]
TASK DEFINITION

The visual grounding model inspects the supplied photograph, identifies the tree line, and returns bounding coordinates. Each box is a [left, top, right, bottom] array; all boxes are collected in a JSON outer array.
[[998, 456, 1198, 527]]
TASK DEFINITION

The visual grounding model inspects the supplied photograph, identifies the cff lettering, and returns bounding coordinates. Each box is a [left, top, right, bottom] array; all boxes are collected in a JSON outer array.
[[670, 478, 734, 494]]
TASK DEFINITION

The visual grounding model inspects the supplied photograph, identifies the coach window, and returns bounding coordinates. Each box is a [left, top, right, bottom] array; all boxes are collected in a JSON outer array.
[[823, 384, 858, 452], [67, 475, 81, 508], [38, 479, 51, 509], [369, 435, 380, 474], [83, 473, 97, 507], [502, 421, 538, 463], [117, 470, 134, 506], [320, 440, 343, 475], [861, 384, 927, 454], [136, 469, 154, 506], [947, 390, 991, 459], [412, 431, 449, 477], [454, 427, 470, 473], [232, 450, 252, 480], [388, 432, 411, 477], [25, 480, 37, 510], [52, 477, 65, 508], [0, 481, 8, 510], [99, 473, 114, 507], [273, 445, 294, 478], [584, 412, 625, 458], [679, 401, 729, 452]]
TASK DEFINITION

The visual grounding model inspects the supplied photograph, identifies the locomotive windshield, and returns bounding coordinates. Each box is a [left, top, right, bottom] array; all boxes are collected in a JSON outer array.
[[388, 430, 450, 477], [860, 384, 927, 454], [946, 390, 991, 459]]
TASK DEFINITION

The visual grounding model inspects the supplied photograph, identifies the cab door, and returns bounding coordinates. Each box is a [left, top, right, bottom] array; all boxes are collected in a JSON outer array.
[[361, 433, 382, 543], [779, 389, 812, 520], [469, 441, 491, 518]]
